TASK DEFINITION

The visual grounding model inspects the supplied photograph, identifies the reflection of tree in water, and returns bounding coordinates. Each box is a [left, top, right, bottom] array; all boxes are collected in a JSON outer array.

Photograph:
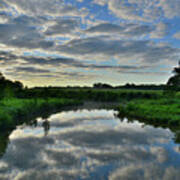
[[174, 131, 180, 144], [0, 132, 10, 157], [42, 119, 50, 136], [29, 119, 38, 127], [116, 113, 180, 144]]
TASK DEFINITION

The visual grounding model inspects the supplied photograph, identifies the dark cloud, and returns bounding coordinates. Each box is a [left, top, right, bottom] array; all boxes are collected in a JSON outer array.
[[0, 51, 149, 72], [85, 23, 154, 37], [23, 56, 151, 74], [0, 23, 54, 49], [15, 67, 51, 73], [24, 56, 148, 70], [57, 36, 179, 63], [0, 51, 17, 61], [12, 15, 47, 26], [44, 18, 80, 36], [0, 51, 20, 66]]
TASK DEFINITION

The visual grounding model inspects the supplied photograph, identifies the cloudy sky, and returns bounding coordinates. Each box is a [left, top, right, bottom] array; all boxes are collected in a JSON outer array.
[[0, 0, 180, 86]]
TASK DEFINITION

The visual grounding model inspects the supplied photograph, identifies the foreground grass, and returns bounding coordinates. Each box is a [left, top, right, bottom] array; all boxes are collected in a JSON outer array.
[[0, 98, 82, 130], [118, 98, 180, 127]]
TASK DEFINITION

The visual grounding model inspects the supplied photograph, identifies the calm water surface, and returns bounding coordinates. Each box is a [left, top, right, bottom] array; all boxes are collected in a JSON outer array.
[[0, 109, 180, 180]]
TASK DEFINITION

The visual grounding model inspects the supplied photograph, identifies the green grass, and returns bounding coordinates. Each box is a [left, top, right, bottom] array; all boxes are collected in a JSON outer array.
[[0, 98, 82, 130], [0, 89, 179, 130], [117, 98, 180, 127]]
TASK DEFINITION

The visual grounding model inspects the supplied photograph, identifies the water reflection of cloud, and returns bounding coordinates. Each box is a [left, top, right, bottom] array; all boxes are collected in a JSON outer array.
[[0, 109, 179, 180], [150, 147, 168, 163], [109, 163, 180, 180], [174, 146, 180, 154]]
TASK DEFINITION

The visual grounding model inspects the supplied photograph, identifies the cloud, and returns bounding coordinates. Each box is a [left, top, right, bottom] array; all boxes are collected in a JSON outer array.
[[85, 22, 153, 37], [24, 55, 151, 74], [93, 0, 180, 22], [0, 23, 54, 49], [0, 0, 7, 10], [92, 0, 108, 6], [4, 0, 81, 17], [159, 0, 180, 19], [108, 0, 162, 22], [150, 22, 169, 39], [4, 62, 98, 84], [15, 67, 51, 73], [0, 51, 18, 62], [11, 15, 47, 26], [57, 36, 179, 64], [0, 51, 149, 72], [44, 18, 80, 37], [173, 32, 180, 39], [0, 12, 9, 23]]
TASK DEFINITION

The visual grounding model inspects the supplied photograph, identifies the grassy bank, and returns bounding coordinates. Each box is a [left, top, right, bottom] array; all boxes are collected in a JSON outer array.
[[0, 98, 82, 130], [117, 98, 180, 127], [1, 89, 180, 130]]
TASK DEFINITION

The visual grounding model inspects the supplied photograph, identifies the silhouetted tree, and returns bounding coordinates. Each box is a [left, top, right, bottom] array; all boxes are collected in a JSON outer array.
[[93, 83, 113, 89], [165, 61, 180, 94], [0, 72, 23, 99], [0, 72, 5, 81]]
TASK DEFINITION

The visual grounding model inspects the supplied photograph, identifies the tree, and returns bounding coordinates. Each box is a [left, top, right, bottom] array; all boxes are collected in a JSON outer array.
[[93, 83, 113, 89], [0, 72, 24, 99], [0, 72, 5, 81], [165, 61, 180, 94]]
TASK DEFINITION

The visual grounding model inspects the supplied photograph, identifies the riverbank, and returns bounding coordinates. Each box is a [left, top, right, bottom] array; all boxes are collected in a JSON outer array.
[[0, 98, 82, 130], [0, 90, 179, 130], [117, 98, 180, 127]]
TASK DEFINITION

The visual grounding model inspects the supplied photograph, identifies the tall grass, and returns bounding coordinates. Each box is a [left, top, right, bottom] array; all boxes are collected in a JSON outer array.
[[118, 98, 180, 127]]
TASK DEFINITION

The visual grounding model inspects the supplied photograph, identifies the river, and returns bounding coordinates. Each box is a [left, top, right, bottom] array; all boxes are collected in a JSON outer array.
[[0, 108, 180, 180]]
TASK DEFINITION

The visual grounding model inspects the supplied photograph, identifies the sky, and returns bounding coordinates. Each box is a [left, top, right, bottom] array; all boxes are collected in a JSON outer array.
[[0, 0, 180, 87]]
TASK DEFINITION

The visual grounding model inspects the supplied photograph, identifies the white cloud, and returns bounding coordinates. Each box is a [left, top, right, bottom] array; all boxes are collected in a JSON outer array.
[[108, 0, 162, 22], [97, 0, 180, 22], [93, 0, 108, 6], [173, 32, 180, 39], [150, 22, 169, 39], [159, 0, 180, 19], [4, 0, 81, 17]]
